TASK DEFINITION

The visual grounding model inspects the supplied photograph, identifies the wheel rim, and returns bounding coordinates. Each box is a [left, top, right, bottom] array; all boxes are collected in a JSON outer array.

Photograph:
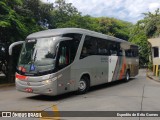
[[126, 72, 129, 80], [79, 80, 86, 91]]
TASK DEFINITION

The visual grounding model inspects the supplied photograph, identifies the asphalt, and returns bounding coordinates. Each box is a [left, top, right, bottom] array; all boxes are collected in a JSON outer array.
[[0, 69, 160, 120]]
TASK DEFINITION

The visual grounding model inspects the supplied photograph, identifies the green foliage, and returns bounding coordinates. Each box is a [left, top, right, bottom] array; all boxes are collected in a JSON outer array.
[[49, 0, 80, 28], [97, 17, 132, 40], [129, 8, 160, 66], [142, 8, 160, 38], [148, 61, 153, 71], [1, 0, 159, 67], [0, 0, 132, 44], [0, 0, 43, 44], [129, 29, 149, 66]]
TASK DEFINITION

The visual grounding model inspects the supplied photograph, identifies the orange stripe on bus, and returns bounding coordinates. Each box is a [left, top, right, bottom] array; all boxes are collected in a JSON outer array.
[[119, 58, 126, 80]]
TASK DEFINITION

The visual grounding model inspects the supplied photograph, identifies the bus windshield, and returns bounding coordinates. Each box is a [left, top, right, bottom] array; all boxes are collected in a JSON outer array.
[[18, 37, 58, 74]]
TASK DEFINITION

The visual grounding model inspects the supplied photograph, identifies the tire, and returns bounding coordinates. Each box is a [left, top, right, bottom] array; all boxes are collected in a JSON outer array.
[[77, 76, 90, 94], [125, 70, 130, 82]]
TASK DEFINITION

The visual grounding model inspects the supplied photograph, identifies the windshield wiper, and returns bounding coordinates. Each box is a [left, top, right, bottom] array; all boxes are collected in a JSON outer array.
[[33, 50, 37, 62]]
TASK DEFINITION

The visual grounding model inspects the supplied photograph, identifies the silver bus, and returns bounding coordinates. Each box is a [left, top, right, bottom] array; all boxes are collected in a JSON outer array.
[[16, 28, 139, 96]]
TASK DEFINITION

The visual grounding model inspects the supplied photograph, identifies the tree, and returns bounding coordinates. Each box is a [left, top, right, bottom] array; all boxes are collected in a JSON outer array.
[[0, 0, 45, 44], [129, 28, 149, 66], [0, 0, 26, 44], [96, 17, 133, 40], [23, 0, 53, 28], [129, 8, 160, 66], [49, 0, 80, 28], [142, 8, 160, 38]]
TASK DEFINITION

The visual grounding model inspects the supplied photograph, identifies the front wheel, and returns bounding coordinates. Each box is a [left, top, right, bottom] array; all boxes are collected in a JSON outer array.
[[77, 77, 90, 94]]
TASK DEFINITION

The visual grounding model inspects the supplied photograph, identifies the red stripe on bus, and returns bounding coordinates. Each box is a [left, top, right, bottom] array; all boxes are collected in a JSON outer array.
[[16, 74, 27, 80]]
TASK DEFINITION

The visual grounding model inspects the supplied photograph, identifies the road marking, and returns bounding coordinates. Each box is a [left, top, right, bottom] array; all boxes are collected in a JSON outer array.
[[40, 105, 60, 120], [52, 105, 60, 120]]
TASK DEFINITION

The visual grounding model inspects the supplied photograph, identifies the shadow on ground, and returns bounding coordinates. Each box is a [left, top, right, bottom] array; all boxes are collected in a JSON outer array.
[[26, 78, 136, 101]]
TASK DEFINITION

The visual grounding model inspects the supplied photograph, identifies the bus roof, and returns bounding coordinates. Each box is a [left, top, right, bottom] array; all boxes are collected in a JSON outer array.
[[27, 28, 137, 46]]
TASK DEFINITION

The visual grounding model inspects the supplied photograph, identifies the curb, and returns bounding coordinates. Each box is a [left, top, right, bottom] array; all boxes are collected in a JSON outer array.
[[0, 83, 15, 88], [147, 75, 160, 82], [147, 75, 153, 80]]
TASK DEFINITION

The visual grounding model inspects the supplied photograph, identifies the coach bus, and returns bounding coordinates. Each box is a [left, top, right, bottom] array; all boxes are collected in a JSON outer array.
[[15, 28, 139, 96]]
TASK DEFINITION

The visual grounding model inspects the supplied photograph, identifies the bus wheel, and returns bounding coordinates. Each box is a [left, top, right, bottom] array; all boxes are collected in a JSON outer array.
[[77, 77, 89, 94], [125, 70, 130, 82]]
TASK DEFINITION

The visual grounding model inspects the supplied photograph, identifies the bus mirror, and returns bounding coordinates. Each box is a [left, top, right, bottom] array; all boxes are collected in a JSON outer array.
[[9, 41, 24, 56]]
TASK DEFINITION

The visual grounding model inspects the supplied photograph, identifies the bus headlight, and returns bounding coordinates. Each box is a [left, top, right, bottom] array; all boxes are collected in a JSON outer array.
[[42, 80, 52, 85]]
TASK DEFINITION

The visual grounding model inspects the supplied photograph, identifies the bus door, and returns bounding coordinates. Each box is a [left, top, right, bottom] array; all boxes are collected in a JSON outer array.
[[56, 40, 75, 94]]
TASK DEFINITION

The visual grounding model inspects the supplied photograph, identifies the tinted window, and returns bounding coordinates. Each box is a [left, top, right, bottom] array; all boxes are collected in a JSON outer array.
[[80, 36, 97, 59], [125, 49, 138, 57], [132, 49, 139, 57], [108, 42, 120, 56], [56, 40, 78, 69], [63, 33, 82, 53], [97, 39, 109, 55], [125, 49, 132, 57]]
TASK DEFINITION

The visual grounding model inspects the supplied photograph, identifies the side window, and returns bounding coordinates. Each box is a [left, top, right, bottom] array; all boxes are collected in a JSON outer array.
[[118, 49, 123, 56], [125, 49, 132, 57], [108, 42, 119, 56], [62, 33, 82, 54], [117, 43, 123, 56], [57, 40, 77, 69], [132, 49, 139, 57], [153, 47, 159, 58], [125, 49, 138, 57], [80, 36, 97, 59], [97, 39, 109, 55]]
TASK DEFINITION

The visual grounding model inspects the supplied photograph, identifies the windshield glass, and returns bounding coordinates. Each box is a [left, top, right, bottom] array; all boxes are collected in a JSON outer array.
[[18, 37, 58, 74]]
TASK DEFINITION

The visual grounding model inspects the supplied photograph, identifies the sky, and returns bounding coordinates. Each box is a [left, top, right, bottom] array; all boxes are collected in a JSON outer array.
[[42, 0, 160, 23]]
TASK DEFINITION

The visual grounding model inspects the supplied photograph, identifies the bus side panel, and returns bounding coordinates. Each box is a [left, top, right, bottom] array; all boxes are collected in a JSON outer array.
[[56, 66, 72, 95], [96, 56, 109, 85], [108, 56, 118, 82], [73, 56, 99, 87], [126, 57, 139, 77], [111, 56, 127, 81]]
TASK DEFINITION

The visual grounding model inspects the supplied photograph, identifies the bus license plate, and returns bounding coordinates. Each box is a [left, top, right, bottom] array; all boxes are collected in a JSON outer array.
[[25, 88, 33, 93]]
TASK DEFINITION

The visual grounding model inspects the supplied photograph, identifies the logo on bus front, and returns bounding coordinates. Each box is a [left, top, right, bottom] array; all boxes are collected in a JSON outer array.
[[30, 64, 35, 71]]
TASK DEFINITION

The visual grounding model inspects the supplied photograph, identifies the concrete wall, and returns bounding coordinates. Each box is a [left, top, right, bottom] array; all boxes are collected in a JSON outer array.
[[148, 38, 160, 77]]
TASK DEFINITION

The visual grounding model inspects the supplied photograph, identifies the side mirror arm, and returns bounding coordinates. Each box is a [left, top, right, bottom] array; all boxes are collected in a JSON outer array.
[[9, 41, 24, 55]]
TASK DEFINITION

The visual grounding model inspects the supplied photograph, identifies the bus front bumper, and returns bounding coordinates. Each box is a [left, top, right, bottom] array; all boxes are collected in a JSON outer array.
[[15, 79, 57, 96]]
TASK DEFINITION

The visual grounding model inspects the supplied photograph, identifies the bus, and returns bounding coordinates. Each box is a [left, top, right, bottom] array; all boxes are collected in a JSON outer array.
[[15, 28, 139, 96]]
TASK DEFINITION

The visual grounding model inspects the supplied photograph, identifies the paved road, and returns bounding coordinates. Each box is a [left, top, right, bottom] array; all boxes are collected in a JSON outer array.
[[0, 69, 160, 120]]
